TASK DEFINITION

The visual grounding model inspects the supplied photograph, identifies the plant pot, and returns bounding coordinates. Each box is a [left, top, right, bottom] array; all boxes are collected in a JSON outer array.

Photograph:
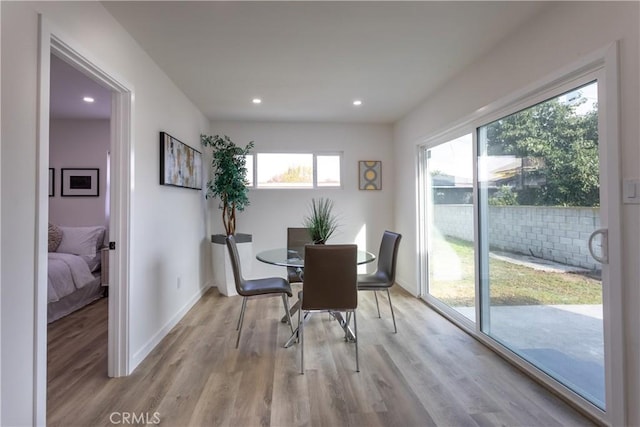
[[211, 233, 252, 297]]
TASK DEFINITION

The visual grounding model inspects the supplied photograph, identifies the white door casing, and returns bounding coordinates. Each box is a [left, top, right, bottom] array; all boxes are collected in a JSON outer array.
[[36, 15, 134, 424]]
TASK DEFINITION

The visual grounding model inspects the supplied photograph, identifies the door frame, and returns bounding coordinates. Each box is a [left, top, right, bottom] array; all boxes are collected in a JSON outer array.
[[417, 43, 623, 425], [35, 15, 133, 424]]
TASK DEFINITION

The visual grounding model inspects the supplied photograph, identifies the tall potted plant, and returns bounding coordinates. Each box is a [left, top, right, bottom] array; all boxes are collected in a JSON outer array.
[[202, 134, 254, 296], [201, 134, 254, 236]]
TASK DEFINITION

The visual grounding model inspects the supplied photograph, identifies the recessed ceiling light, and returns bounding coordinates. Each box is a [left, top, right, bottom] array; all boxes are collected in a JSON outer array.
[[252, 98, 262, 104], [353, 100, 362, 106], [83, 96, 95, 103]]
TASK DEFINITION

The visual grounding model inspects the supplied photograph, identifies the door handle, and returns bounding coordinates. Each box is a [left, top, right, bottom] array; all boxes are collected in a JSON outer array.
[[588, 228, 608, 264]]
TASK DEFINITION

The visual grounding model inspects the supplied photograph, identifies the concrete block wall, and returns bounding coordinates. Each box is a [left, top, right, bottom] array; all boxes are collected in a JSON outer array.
[[433, 205, 601, 270]]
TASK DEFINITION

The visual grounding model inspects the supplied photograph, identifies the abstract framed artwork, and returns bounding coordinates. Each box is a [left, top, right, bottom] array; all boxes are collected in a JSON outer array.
[[359, 160, 382, 190], [159, 131, 202, 190], [61, 168, 99, 197], [49, 168, 55, 197]]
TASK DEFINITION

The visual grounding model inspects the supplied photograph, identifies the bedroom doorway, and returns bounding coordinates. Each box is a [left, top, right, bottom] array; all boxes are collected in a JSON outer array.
[[37, 18, 134, 425], [48, 34, 133, 379], [47, 51, 114, 412], [48, 52, 111, 322]]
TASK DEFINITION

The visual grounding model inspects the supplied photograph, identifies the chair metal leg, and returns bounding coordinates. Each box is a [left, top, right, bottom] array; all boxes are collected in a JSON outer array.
[[236, 297, 248, 348], [300, 310, 305, 374], [236, 297, 246, 331], [298, 291, 302, 344], [282, 294, 294, 335], [281, 298, 300, 323], [354, 310, 359, 372], [373, 291, 381, 318], [344, 311, 351, 341], [386, 288, 397, 333]]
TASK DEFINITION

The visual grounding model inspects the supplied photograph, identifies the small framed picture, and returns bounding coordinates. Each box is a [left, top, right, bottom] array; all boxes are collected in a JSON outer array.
[[49, 168, 55, 197], [359, 160, 382, 190], [61, 168, 99, 197]]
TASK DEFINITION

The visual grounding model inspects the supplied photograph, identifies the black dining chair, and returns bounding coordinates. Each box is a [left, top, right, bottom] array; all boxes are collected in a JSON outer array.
[[357, 231, 402, 333], [299, 244, 359, 373], [226, 235, 295, 348], [286, 227, 312, 284]]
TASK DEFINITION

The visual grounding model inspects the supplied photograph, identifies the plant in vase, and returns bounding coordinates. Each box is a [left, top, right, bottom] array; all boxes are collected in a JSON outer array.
[[303, 197, 339, 244], [201, 134, 254, 236], [202, 134, 254, 296]]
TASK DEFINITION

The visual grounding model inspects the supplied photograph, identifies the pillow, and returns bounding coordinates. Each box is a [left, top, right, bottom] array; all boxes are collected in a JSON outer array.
[[57, 225, 105, 257], [48, 223, 63, 252], [57, 225, 106, 272]]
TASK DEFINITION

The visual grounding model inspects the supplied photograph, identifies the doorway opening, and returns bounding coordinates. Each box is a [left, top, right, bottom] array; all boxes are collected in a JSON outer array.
[[36, 19, 133, 424], [46, 51, 113, 418]]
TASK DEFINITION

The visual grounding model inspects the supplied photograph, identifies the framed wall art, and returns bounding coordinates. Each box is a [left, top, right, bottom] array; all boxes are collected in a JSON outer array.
[[359, 160, 381, 190], [61, 168, 99, 197], [159, 131, 202, 190], [49, 168, 55, 197]]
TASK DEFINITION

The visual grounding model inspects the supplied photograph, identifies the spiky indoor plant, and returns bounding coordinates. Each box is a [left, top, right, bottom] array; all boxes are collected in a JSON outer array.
[[201, 134, 254, 236], [303, 197, 339, 244]]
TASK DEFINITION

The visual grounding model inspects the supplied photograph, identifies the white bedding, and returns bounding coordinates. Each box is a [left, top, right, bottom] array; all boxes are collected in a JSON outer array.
[[48, 252, 96, 302]]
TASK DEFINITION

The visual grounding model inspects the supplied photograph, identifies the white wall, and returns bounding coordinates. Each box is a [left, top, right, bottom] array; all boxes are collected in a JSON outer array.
[[49, 119, 109, 228], [206, 121, 394, 280], [393, 1, 639, 424], [1, 2, 209, 425], [0, 1, 4, 422]]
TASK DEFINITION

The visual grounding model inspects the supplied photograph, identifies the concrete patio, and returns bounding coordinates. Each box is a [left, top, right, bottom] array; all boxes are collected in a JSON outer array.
[[454, 304, 604, 407]]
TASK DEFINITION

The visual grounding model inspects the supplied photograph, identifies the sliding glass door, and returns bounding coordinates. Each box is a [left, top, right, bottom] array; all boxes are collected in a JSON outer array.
[[424, 134, 475, 322], [420, 76, 617, 414], [477, 81, 605, 408]]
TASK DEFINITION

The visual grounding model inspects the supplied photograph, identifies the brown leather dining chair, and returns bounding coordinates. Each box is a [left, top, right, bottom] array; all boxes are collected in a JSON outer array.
[[226, 235, 295, 348], [299, 244, 359, 373], [357, 231, 402, 333]]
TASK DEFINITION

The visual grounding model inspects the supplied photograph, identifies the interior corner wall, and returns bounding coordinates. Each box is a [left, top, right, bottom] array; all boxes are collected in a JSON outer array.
[[1, 3, 39, 423], [206, 120, 394, 280], [0, 1, 3, 423], [392, 1, 639, 424], [49, 119, 110, 229], [1, 2, 209, 425]]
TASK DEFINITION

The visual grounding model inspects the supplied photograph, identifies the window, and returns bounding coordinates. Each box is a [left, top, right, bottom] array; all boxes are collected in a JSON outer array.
[[245, 154, 254, 187], [254, 152, 341, 189], [316, 155, 341, 187], [257, 153, 313, 188]]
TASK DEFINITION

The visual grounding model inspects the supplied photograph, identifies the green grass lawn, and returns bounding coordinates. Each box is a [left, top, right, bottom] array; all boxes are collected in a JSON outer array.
[[430, 237, 602, 306]]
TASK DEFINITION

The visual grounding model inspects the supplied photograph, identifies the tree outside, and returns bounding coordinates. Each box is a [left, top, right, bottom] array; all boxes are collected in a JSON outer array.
[[267, 165, 312, 184], [484, 84, 599, 207]]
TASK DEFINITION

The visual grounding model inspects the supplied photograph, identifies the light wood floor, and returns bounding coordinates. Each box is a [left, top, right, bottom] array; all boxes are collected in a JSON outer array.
[[48, 287, 596, 426]]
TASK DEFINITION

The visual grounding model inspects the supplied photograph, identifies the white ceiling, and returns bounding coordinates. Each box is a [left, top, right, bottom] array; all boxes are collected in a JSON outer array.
[[56, 1, 549, 124], [50, 54, 112, 120]]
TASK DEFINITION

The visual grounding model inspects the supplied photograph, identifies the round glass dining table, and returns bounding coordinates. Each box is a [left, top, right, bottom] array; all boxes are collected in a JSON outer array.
[[256, 247, 376, 348], [256, 248, 376, 268]]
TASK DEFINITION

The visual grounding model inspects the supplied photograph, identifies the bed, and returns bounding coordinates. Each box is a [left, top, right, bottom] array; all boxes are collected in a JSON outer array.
[[47, 224, 107, 323]]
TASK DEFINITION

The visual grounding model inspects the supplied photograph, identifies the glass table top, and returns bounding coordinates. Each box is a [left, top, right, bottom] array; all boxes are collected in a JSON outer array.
[[256, 248, 376, 268]]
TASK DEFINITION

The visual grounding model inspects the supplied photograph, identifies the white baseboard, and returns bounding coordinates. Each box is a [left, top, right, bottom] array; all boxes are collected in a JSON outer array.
[[131, 285, 209, 370], [396, 279, 419, 297]]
